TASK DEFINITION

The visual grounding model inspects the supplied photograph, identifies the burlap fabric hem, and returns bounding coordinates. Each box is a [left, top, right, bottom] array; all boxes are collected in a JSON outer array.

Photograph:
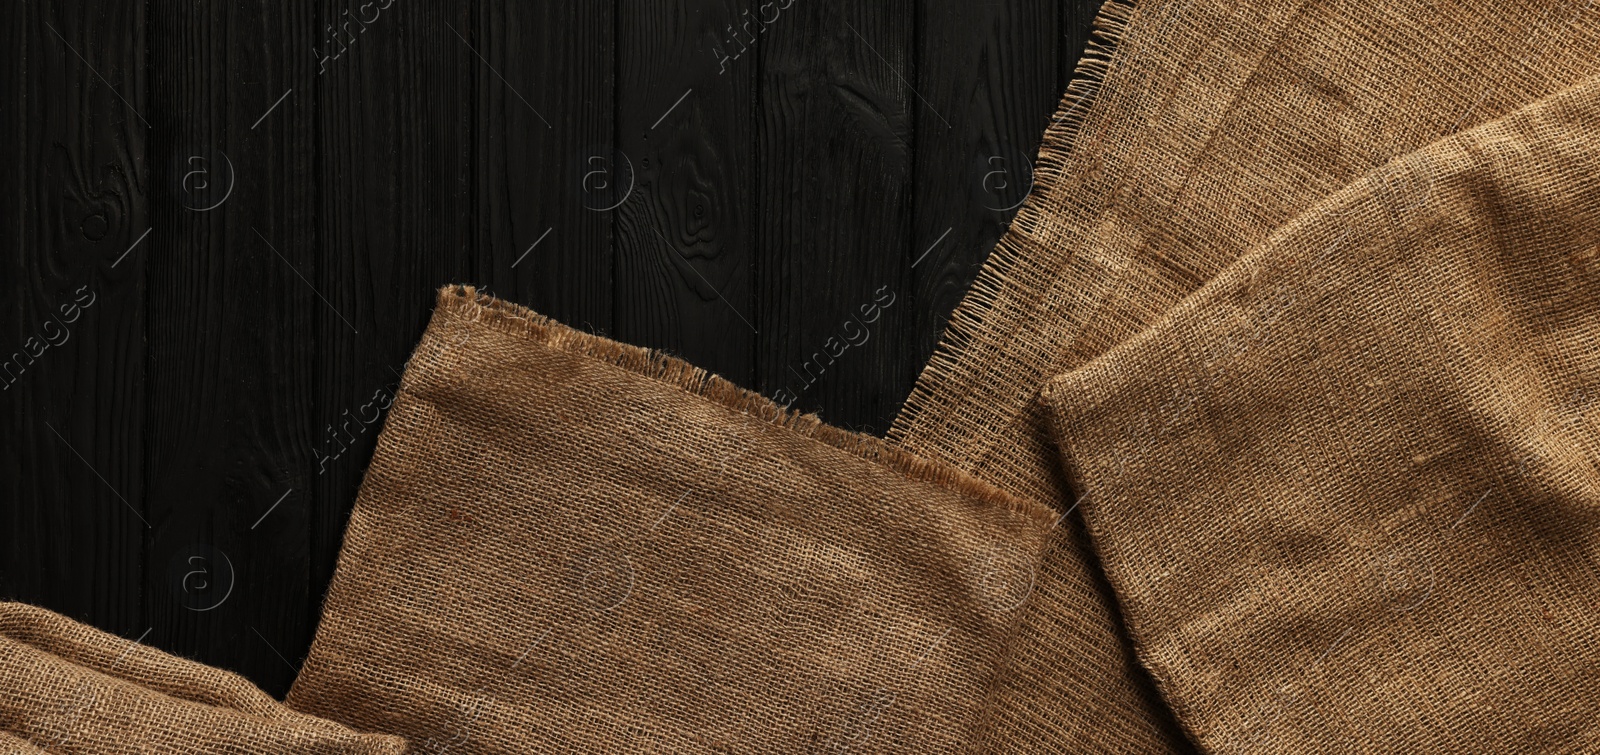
[[436, 285, 1060, 532]]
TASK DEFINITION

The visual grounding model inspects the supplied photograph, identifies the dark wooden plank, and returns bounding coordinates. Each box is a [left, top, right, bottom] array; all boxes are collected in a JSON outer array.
[[471, 1, 614, 333], [907, 0, 1067, 381], [310, 0, 477, 647], [0, 0, 148, 638], [142, 0, 320, 696], [755, 0, 917, 434], [1063, 0, 1108, 90], [0, 0, 1104, 692], [612, 0, 756, 383]]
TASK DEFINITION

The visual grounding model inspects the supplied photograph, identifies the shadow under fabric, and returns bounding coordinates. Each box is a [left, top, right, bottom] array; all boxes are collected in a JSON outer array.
[[884, 0, 1600, 750], [284, 288, 1057, 753], [1044, 75, 1600, 752]]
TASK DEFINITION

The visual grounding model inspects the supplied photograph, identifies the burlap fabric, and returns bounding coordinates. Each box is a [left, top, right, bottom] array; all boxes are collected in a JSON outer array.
[[285, 287, 1056, 753], [0, 602, 406, 754], [887, 0, 1600, 750], [0, 733, 46, 754], [1045, 75, 1600, 752]]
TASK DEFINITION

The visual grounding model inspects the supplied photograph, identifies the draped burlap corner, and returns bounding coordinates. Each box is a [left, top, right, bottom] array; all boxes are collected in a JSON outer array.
[[0, 602, 406, 754], [285, 287, 1057, 753], [1044, 75, 1600, 753], [887, 0, 1600, 750]]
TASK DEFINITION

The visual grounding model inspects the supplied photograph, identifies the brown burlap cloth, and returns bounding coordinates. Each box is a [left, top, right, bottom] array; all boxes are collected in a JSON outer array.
[[1045, 74, 1600, 752], [887, 0, 1600, 750], [0, 601, 406, 753], [284, 287, 1057, 752]]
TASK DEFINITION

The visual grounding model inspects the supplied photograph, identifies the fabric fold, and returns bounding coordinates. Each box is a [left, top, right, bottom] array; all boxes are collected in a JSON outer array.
[[1044, 75, 1600, 752], [285, 287, 1056, 753], [887, 0, 1600, 749], [0, 602, 406, 754]]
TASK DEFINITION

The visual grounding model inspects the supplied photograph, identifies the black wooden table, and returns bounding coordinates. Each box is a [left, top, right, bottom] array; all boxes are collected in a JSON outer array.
[[2, 0, 1102, 696]]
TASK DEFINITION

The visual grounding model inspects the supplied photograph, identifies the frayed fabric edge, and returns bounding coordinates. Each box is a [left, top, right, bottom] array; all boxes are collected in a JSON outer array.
[[428, 285, 1062, 534]]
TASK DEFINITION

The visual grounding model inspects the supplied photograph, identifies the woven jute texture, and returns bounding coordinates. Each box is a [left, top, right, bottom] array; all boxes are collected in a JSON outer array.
[[285, 287, 1057, 753], [1046, 75, 1600, 752], [0, 602, 407, 754], [888, 0, 1600, 750]]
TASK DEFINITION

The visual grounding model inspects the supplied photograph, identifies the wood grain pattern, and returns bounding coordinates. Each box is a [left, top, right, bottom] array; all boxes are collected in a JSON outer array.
[[910, 0, 1063, 376], [473, 0, 614, 333], [615, 0, 756, 383], [1, 0, 148, 643], [754, 0, 917, 434], [0, 0, 1104, 693], [143, 0, 325, 697], [308, 0, 477, 640]]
